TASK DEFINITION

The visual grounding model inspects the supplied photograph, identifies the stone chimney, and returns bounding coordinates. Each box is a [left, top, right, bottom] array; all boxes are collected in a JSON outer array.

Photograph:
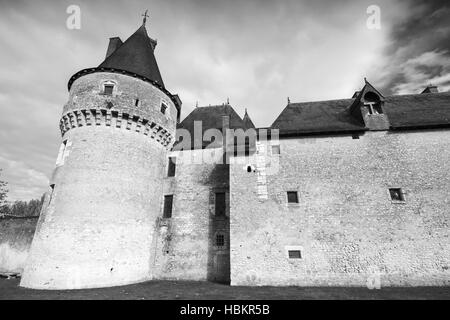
[[421, 85, 439, 94], [105, 37, 123, 59]]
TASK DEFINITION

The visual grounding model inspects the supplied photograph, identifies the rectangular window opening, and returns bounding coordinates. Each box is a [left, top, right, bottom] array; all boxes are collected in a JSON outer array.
[[104, 84, 114, 95], [389, 188, 405, 202], [288, 250, 302, 259], [160, 102, 168, 114], [373, 103, 383, 114], [134, 99, 140, 107], [215, 192, 226, 217], [167, 157, 176, 177], [287, 191, 299, 204], [272, 145, 280, 155], [216, 234, 225, 247], [163, 195, 173, 218]]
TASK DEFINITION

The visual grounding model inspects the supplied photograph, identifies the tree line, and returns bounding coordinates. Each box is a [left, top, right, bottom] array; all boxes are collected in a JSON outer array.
[[0, 169, 44, 218]]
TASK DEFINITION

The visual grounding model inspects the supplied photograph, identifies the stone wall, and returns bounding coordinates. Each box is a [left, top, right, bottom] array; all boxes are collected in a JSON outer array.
[[153, 148, 230, 283], [230, 129, 450, 286], [0, 217, 38, 275]]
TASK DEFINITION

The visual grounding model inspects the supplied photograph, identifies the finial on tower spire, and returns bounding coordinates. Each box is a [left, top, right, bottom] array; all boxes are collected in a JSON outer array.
[[142, 10, 149, 26]]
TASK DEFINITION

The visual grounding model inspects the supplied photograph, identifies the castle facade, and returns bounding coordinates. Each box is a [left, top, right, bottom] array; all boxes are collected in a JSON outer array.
[[4, 20, 448, 289]]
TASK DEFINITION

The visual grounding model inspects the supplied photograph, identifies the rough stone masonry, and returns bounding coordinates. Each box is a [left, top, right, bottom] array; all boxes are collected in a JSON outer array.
[[0, 18, 448, 289]]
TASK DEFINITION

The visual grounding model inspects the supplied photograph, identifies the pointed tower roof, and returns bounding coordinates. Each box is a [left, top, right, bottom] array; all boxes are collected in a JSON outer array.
[[98, 24, 164, 87], [67, 17, 181, 113], [242, 108, 256, 129]]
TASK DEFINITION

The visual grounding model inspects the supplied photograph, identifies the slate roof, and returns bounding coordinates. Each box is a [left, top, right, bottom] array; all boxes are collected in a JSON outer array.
[[271, 91, 450, 135], [178, 104, 247, 134], [271, 99, 366, 135], [98, 25, 164, 87], [384, 91, 450, 129], [243, 109, 256, 129], [176, 104, 248, 149]]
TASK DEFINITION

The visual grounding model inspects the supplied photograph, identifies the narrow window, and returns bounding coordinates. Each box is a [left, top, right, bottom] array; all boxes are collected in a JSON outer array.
[[167, 157, 176, 177], [272, 145, 280, 155], [48, 184, 56, 206], [104, 84, 114, 95], [287, 191, 299, 204], [134, 99, 140, 107], [215, 192, 226, 217], [160, 101, 168, 114], [288, 250, 302, 259], [163, 195, 173, 218], [56, 140, 68, 166], [389, 188, 405, 202], [216, 233, 225, 247]]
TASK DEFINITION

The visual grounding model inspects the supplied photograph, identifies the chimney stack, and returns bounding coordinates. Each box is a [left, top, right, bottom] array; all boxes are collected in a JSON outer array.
[[105, 37, 123, 59]]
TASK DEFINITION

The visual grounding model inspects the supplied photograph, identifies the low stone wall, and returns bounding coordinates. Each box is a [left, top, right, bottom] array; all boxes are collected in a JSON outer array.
[[0, 217, 38, 275]]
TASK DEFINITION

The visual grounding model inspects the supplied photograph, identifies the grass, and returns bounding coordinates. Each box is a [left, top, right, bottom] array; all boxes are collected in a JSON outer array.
[[0, 278, 449, 300]]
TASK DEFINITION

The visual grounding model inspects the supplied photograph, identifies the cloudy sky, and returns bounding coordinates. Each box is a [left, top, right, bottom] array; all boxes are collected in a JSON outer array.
[[0, 0, 449, 201]]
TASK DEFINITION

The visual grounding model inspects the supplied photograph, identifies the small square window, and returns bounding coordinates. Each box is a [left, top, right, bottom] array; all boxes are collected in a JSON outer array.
[[163, 195, 173, 218], [104, 84, 114, 95], [216, 234, 225, 247], [272, 145, 280, 155], [352, 134, 360, 139], [389, 188, 405, 202], [160, 102, 168, 114], [287, 191, 298, 204], [288, 250, 302, 259]]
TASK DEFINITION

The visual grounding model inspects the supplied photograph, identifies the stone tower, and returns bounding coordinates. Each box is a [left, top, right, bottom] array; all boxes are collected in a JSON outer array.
[[20, 19, 181, 289]]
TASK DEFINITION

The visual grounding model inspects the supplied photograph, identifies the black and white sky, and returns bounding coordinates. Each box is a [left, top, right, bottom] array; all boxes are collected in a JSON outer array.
[[0, 0, 449, 201]]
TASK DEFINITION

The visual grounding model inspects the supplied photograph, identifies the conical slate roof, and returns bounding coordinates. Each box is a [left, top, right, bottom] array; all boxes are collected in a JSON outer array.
[[98, 24, 164, 87]]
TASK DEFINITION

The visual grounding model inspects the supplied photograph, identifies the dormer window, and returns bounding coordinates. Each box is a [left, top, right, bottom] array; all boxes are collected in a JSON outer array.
[[363, 92, 383, 115]]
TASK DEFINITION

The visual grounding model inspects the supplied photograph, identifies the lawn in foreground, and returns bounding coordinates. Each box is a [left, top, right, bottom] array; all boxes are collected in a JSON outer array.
[[0, 278, 449, 300]]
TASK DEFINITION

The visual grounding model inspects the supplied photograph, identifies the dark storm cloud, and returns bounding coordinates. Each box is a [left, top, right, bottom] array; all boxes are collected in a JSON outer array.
[[373, 0, 450, 94]]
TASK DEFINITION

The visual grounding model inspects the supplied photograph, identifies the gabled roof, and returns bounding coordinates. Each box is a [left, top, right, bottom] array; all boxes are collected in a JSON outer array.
[[178, 104, 247, 134], [271, 99, 366, 135], [98, 24, 164, 87], [271, 91, 450, 135], [176, 104, 248, 149], [242, 109, 256, 129]]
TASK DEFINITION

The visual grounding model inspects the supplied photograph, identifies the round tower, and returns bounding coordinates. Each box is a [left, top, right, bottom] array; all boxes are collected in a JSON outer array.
[[20, 21, 181, 289]]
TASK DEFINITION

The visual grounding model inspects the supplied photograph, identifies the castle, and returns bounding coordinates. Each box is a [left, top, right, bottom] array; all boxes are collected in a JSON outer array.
[[2, 18, 449, 289]]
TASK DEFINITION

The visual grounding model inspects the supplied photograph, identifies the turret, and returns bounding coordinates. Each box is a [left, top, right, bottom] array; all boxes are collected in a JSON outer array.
[[20, 17, 181, 289]]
